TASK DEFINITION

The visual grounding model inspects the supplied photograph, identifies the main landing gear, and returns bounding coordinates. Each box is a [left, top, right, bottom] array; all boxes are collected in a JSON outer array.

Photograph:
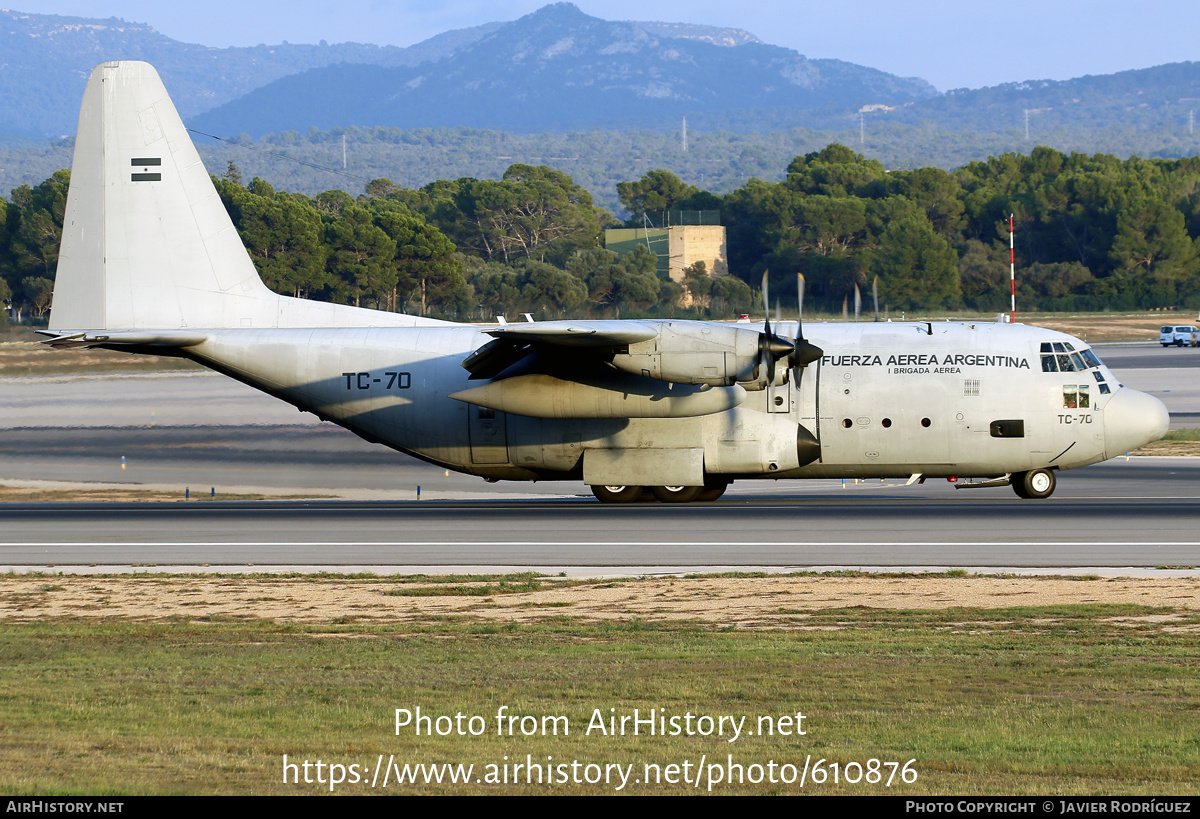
[[1011, 468, 1056, 499], [590, 480, 730, 504]]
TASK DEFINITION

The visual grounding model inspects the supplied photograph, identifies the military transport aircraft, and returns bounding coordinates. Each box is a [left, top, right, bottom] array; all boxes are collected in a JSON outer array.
[[43, 62, 1169, 502]]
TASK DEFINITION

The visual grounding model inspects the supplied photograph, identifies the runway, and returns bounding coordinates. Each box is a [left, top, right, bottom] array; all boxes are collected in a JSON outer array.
[[2, 456, 1199, 569], [2, 343, 1199, 572]]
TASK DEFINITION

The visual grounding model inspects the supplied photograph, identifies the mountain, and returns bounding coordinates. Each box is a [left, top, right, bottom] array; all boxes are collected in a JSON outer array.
[[0, 5, 786, 138], [0, 8, 501, 136], [888, 61, 1200, 136], [189, 3, 938, 136]]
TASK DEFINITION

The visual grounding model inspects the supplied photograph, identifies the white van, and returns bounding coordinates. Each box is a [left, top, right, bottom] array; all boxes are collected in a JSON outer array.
[[1160, 325, 1199, 347]]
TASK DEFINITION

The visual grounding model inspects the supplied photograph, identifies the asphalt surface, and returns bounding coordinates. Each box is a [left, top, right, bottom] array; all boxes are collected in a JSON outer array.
[[2, 342, 1198, 571]]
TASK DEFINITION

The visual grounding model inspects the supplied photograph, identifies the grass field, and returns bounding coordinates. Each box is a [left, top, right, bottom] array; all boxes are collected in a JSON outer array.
[[1, 573, 1198, 796]]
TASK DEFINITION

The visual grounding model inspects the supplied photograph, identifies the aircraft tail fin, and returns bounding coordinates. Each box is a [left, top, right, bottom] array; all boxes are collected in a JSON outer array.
[[50, 61, 429, 332]]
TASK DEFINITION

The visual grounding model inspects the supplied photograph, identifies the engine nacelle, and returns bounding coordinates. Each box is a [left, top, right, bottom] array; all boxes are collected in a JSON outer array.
[[609, 321, 763, 386]]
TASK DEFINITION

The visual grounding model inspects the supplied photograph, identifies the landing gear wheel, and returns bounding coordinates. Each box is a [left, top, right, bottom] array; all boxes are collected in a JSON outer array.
[[1012, 469, 1056, 499], [696, 481, 730, 502], [590, 485, 645, 504], [650, 485, 704, 503]]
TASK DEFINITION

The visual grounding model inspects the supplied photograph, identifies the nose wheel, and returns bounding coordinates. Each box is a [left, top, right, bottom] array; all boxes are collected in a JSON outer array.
[[1012, 468, 1056, 499]]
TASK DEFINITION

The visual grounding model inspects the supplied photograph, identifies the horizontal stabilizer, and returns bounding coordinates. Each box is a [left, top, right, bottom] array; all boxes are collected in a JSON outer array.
[[38, 330, 208, 349]]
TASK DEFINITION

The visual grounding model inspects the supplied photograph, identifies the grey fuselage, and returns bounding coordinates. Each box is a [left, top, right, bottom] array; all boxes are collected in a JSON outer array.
[[174, 318, 1164, 485]]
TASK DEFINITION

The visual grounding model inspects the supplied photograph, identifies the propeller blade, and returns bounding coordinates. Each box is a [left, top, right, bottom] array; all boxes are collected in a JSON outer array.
[[797, 272, 805, 336], [854, 284, 861, 322], [872, 276, 880, 322], [787, 271, 823, 371], [761, 270, 771, 337], [757, 270, 793, 385]]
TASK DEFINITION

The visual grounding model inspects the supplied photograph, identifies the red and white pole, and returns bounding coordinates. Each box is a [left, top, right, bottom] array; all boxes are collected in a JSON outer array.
[[1009, 214, 1016, 324]]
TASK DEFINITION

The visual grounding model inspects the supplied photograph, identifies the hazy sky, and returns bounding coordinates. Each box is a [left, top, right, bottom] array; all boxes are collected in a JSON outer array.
[[11, 0, 1196, 91]]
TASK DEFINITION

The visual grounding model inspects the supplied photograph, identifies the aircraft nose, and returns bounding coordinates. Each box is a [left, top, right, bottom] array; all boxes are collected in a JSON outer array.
[[1104, 387, 1169, 458]]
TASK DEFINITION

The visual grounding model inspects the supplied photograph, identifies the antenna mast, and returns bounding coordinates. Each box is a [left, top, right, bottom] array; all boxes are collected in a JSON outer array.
[[1009, 214, 1016, 324]]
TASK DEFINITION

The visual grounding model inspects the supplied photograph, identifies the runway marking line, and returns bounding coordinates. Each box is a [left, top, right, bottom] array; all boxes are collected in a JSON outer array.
[[5, 540, 1200, 548]]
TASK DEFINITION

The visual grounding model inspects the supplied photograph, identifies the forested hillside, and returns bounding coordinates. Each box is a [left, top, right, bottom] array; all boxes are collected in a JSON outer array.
[[3, 145, 1199, 325]]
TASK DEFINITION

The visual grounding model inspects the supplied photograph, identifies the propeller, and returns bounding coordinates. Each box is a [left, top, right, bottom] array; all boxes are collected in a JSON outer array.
[[788, 272, 823, 371], [872, 276, 880, 322], [758, 271, 794, 386]]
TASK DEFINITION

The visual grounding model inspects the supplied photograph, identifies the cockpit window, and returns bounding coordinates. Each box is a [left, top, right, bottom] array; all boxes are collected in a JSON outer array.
[[1043, 342, 1105, 373]]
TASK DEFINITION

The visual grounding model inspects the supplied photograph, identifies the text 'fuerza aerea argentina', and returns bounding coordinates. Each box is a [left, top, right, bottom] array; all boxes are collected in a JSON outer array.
[[823, 353, 1031, 372]]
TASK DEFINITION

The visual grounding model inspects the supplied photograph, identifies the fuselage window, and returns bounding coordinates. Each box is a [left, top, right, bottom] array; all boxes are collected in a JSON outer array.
[[1099, 383, 1111, 395], [1063, 385, 1090, 408]]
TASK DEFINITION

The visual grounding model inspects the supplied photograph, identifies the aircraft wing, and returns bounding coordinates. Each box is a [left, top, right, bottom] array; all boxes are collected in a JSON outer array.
[[482, 321, 659, 347], [462, 321, 658, 379]]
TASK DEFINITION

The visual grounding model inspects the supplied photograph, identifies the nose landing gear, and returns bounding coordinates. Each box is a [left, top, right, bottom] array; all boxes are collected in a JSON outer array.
[[1012, 468, 1056, 499]]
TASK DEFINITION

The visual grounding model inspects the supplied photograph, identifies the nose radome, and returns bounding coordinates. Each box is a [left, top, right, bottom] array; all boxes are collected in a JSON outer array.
[[1104, 387, 1169, 458]]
